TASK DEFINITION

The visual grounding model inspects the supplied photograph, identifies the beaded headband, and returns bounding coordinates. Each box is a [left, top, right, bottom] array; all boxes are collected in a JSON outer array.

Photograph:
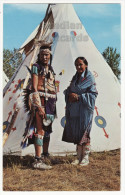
[[40, 48, 52, 54]]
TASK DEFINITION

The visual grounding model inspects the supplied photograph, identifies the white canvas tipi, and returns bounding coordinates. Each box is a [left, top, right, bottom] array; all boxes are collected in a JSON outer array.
[[3, 72, 9, 88], [3, 4, 121, 156]]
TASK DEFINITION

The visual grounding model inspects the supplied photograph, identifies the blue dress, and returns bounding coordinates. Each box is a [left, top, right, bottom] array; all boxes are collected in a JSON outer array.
[[62, 68, 98, 145]]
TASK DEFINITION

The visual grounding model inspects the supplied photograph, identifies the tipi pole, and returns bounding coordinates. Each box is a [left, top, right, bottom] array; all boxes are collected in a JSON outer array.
[[23, 21, 45, 89]]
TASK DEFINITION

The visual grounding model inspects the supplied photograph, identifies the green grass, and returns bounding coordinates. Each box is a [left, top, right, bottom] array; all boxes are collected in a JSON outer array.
[[3, 149, 120, 191]]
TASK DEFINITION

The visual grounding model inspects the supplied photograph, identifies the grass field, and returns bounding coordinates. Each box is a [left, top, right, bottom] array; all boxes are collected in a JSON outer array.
[[3, 149, 120, 191]]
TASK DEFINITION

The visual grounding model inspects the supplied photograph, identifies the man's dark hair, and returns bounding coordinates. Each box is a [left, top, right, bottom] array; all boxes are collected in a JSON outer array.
[[40, 45, 51, 50]]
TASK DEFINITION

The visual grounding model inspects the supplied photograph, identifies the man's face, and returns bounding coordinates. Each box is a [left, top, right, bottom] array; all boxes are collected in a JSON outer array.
[[39, 51, 50, 65]]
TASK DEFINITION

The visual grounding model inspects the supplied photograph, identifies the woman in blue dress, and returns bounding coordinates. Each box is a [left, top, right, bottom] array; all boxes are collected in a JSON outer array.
[[62, 57, 98, 166]]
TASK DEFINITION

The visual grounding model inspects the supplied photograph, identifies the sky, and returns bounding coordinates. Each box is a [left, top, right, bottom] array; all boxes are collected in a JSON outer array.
[[3, 3, 121, 56]]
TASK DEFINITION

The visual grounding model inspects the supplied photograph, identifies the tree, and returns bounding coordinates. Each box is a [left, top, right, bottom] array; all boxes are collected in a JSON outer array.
[[3, 48, 23, 79], [102, 47, 121, 80]]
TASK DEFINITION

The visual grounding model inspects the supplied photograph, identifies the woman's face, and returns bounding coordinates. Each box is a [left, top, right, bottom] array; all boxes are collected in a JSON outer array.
[[39, 51, 50, 65], [75, 59, 87, 74]]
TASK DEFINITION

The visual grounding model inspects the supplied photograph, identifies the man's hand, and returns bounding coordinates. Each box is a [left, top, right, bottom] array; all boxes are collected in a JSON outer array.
[[38, 107, 46, 119]]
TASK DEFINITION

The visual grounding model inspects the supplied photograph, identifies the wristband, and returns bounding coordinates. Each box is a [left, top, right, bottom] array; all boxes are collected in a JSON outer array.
[[29, 91, 41, 109]]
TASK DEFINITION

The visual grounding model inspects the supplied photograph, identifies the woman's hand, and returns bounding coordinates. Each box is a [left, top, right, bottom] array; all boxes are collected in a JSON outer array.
[[68, 93, 79, 102]]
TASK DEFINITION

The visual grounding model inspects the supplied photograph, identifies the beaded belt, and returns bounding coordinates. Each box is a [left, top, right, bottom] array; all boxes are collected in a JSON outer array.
[[29, 91, 56, 100]]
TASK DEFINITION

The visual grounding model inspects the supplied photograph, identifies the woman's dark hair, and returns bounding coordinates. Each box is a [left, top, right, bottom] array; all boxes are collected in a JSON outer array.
[[75, 57, 88, 66]]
